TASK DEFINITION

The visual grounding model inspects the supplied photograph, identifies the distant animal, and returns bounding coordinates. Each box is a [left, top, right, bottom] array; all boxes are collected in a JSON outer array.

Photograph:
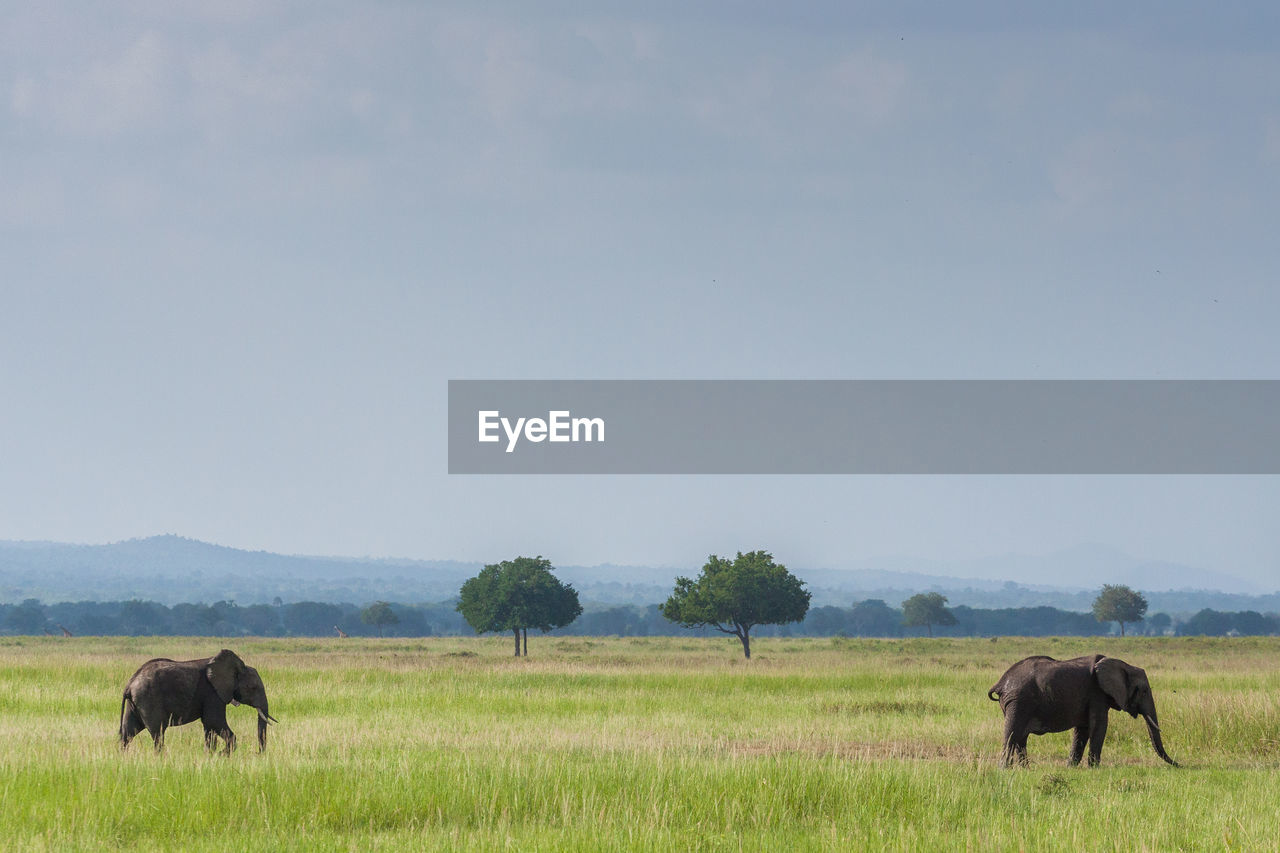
[[59, 624, 73, 637], [120, 649, 276, 754], [988, 654, 1176, 768], [335, 625, 349, 638]]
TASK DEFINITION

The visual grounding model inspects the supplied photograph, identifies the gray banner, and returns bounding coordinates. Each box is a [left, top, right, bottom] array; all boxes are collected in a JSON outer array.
[[447, 380, 1280, 474]]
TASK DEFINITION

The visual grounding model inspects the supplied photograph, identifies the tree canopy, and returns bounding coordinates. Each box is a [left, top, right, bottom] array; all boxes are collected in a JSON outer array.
[[1092, 584, 1148, 636], [360, 601, 399, 637], [659, 550, 810, 658], [456, 556, 582, 655], [901, 592, 957, 637], [0, 595, 1273, 639]]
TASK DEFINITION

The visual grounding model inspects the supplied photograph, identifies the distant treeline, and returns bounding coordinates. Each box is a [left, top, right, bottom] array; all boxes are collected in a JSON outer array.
[[3, 597, 1278, 639]]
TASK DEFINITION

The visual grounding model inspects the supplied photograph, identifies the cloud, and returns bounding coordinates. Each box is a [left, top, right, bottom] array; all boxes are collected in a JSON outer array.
[[821, 49, 911, 127], [20, 30, 173, 137], [1049, 132, 1120, 208], [182, 39, 318, 147]]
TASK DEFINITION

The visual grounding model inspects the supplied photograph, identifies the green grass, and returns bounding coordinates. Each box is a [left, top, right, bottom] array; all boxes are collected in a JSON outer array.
[[0, 635, 1277, 850]]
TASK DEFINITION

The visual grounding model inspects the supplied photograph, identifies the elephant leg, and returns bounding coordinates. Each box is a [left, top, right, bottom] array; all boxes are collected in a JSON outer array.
[[1086, 716, 1108, 767], [205, 725, 236, 755], [1012, 738, 1029, 766], [1068, 727, 1088, 766], [120, 706, 145, 750], [1000, 713, 1030, 767], [149, 724, 166, 753]]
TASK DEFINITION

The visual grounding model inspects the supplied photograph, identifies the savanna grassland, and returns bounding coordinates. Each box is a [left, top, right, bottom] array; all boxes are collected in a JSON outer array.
[[1, 635, 1278, 851]]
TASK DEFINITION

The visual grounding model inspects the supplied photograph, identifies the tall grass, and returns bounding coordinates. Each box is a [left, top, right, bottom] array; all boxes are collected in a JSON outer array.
[[0, 635, 1276, 850]]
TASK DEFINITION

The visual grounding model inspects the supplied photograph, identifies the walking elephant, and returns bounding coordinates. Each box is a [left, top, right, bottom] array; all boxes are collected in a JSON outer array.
[[120, 649, 276, 753], [988, 654, 1177, 768]]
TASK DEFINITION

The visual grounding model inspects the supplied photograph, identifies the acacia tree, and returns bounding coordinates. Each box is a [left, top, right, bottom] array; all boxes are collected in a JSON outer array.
[[361, 600, 399, 637], [1092, 584, 1148, 637], [456, 556, 582, 656], [659, 550, 810, 659], [901, 592, 956, 637]]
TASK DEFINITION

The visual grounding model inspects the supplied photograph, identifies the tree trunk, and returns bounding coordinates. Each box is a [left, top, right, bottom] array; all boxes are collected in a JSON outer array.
[[927, 623, 933, 638], [738, 627, 751, 659], [1120, 622, 1126, 637], [513, 628, 521, 656], [522, 628, 528, 656]]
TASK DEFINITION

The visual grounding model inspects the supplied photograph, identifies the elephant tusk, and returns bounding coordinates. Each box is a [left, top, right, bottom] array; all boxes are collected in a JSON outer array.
[[1143, 714, 1161, 732], [258, 709, 279, 725]]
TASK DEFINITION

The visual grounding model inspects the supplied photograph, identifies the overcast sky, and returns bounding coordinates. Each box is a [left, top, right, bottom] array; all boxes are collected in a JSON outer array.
[[3, 2, 1279, 588]]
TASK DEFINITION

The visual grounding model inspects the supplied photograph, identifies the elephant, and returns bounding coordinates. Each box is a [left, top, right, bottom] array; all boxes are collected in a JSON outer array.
[[120, 649, 276, 754], [988, 654, 1177, 768]]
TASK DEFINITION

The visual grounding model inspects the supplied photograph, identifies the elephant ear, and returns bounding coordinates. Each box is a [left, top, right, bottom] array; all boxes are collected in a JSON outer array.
[[1093, 656, 1130, 711], [206, 649, 245, 704]]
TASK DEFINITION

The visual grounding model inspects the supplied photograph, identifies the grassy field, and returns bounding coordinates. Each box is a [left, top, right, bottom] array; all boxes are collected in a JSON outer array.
[[1, 635, 1278, 851]]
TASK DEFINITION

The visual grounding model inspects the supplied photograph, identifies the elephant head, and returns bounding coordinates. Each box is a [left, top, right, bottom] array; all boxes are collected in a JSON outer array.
[[207, 649, 277, 750], [1094, 657, 1177, 766]]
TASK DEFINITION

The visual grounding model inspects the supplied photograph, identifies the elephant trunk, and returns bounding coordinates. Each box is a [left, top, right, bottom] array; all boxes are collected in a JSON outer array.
[[255, 699, 275, 751], [1143, 712, 1177, 766]]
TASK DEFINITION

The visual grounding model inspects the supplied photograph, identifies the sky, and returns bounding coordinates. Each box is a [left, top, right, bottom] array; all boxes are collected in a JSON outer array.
[[3, 2, 1279, 588]]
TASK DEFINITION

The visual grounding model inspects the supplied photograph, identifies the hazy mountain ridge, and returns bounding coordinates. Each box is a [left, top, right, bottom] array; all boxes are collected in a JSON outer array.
[[0, 535, 1274, 613]]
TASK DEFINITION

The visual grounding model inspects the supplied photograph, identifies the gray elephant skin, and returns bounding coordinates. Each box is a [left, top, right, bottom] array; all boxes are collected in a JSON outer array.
[[988, 654, 1177, 768], [120, 649, 276, 753]]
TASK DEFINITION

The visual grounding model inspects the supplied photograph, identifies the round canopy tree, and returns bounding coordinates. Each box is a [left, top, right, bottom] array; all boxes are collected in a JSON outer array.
[[659, 550, 810, 658], [456, 556, 582, 656], [1092, 584, 1148, 637], [901, 592, 957, 637], [360, 600, 399, 637]]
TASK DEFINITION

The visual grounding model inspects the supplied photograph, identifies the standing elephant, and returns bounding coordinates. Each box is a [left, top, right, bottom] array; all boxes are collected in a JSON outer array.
[[120, 649, 276, 753], [988, 654, 1176, 768]]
